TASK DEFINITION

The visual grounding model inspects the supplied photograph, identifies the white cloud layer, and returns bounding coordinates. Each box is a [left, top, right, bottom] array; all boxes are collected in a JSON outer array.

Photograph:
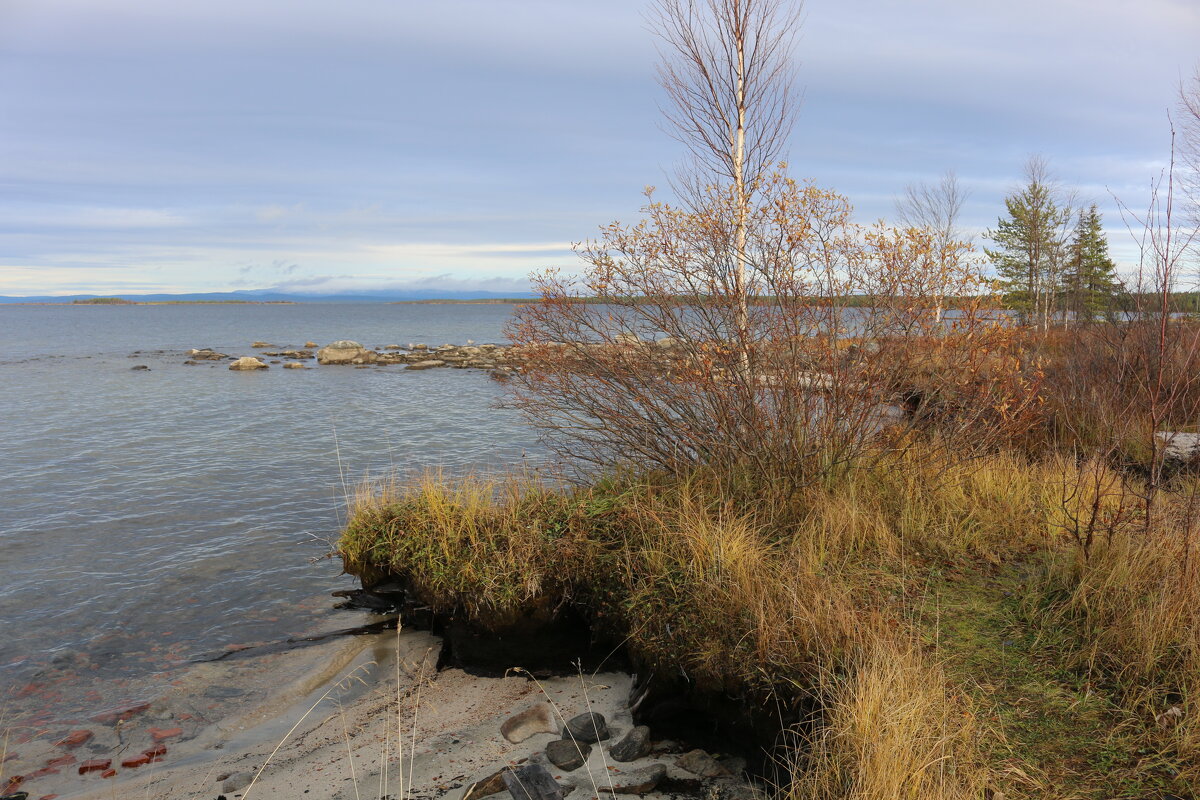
[[0, 0, 1196, 294]]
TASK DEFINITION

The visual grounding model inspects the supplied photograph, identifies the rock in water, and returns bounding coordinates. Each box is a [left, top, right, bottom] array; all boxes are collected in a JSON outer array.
[[502, 764, 563, 800], [609, 726, 651, 762], [228, 357, 268, 370], [186, 348, 228, 360], [601, 764, 667, 795], [545, 739, 591, 771], [317, 340, 376, 365], [406, 359, 446, 370], [564, 711, 609, 743], [501, 704, 557, 743]]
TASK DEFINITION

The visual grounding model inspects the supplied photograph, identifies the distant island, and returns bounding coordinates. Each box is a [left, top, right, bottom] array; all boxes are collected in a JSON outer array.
[[70, 297, 296, 305], [2, 289, 538, 304]]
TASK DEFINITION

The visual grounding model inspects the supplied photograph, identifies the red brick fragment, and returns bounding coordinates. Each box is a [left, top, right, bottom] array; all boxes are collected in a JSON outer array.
[[121, 753, 152, 768], [143, 743, 168, 758], [78, 758, 111, 774], [100, 768, 117, 778], [39, 795, 60, 800], [26, 766, 59, 779], [56, 729, 93, 747], [46, 754, 76, 768]]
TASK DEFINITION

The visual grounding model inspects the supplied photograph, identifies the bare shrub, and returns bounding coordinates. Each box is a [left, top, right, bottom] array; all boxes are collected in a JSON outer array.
[[506, 174, 1031, 485]]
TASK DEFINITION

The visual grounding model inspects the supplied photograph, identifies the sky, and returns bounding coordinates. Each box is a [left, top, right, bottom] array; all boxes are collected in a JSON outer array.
[[0, 0, 1197, 296]]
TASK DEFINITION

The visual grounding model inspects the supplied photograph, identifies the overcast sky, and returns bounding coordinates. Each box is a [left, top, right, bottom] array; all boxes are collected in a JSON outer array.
[[1, 0, 1197, 296]]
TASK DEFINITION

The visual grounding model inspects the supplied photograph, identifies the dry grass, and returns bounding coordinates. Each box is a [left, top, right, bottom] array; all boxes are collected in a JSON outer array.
[[339, 470, 598, 622], [1037, 488, 1200, 760], [336, 436, 1200, 797], [782, 641, 984, 800]]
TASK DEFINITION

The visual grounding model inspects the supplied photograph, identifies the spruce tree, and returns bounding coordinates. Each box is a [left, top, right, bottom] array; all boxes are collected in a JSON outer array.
[[1063, 204, 1119, 321], [984, 161, 1072, 327]]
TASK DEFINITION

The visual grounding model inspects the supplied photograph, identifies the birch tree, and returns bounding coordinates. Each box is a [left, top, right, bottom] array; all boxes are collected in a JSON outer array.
[[653, 0, 802, 369], [895, 170, 970, 326]]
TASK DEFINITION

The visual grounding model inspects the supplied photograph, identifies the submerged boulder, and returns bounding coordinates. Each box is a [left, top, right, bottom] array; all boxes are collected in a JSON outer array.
[[317, 340, 376, 365]]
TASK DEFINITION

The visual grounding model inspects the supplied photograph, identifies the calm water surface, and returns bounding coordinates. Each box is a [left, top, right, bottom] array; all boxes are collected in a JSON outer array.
[[0, 303, 541, 727]]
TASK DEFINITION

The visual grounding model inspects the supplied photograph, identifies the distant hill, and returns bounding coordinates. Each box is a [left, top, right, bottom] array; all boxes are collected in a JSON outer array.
[[0, 289, 539, 304]]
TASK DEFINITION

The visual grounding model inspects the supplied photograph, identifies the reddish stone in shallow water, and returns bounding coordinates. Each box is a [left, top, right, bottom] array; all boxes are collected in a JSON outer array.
[[56, 729, 93, 747], [121, 753, 152, 768], [26, 766, 60, 779], [143, 744, 168, 758], [100, 768, 117, 778], [39, 795, 60, 800], [91, 700, 152, 724], [78, 758, 111, 774], [149, 726, 182, 742], [46, 754, 76, 769]]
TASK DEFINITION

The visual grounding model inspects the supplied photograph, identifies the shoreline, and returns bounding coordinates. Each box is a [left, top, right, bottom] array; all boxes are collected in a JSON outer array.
[[49, 623, 738, 800]]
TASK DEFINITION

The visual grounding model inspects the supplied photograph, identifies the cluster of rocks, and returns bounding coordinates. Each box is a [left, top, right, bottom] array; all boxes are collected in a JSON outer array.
[[466, 707, 754, 800], [179, 340, 522, 374], [315, 340, 517, 371]]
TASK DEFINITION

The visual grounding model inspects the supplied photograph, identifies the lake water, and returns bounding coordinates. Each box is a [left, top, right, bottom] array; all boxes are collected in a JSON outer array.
[[0, 303, 541, 743]]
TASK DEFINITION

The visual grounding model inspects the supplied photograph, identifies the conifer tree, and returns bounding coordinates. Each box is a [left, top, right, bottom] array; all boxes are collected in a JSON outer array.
[[1063, 204, 1119, 321], [984, 157, 1073, 328]]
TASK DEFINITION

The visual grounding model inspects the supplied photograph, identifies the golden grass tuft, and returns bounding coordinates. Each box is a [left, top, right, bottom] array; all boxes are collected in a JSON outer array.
[[784, 641, 985, 800]]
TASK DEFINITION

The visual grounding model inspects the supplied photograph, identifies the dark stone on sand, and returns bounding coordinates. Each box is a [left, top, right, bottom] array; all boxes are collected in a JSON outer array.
[[503, 763, 563, 800], [130, 365, 149, 370], [564, 712, 609, 743], [203, 685, 248, 699], [602, 764, 667, 795], [609, 725, 652, 762], [546, 738, 591, 771]]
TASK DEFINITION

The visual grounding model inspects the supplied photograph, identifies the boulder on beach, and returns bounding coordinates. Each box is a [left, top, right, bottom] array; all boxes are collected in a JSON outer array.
[[564, 711, 609, 743], [317, 341, 376, 365], [610, 725, 652, 762], [502, 764, 563, 800], [600, 763, 667, 795], [546, 738, 591, 771], [228, 357, 268, 370], [406, 360, 445, 370]]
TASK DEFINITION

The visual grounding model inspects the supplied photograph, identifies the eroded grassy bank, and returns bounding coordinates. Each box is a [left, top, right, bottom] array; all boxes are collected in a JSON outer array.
[[337, 437, 1200, 799]]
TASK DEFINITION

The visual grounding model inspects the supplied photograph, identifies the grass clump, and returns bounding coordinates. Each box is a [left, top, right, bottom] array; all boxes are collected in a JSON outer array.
[[339, 471, 601, 621]]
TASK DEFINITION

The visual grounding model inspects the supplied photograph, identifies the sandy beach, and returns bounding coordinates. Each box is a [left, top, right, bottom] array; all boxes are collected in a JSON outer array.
[[4, 620, 740, 800]]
